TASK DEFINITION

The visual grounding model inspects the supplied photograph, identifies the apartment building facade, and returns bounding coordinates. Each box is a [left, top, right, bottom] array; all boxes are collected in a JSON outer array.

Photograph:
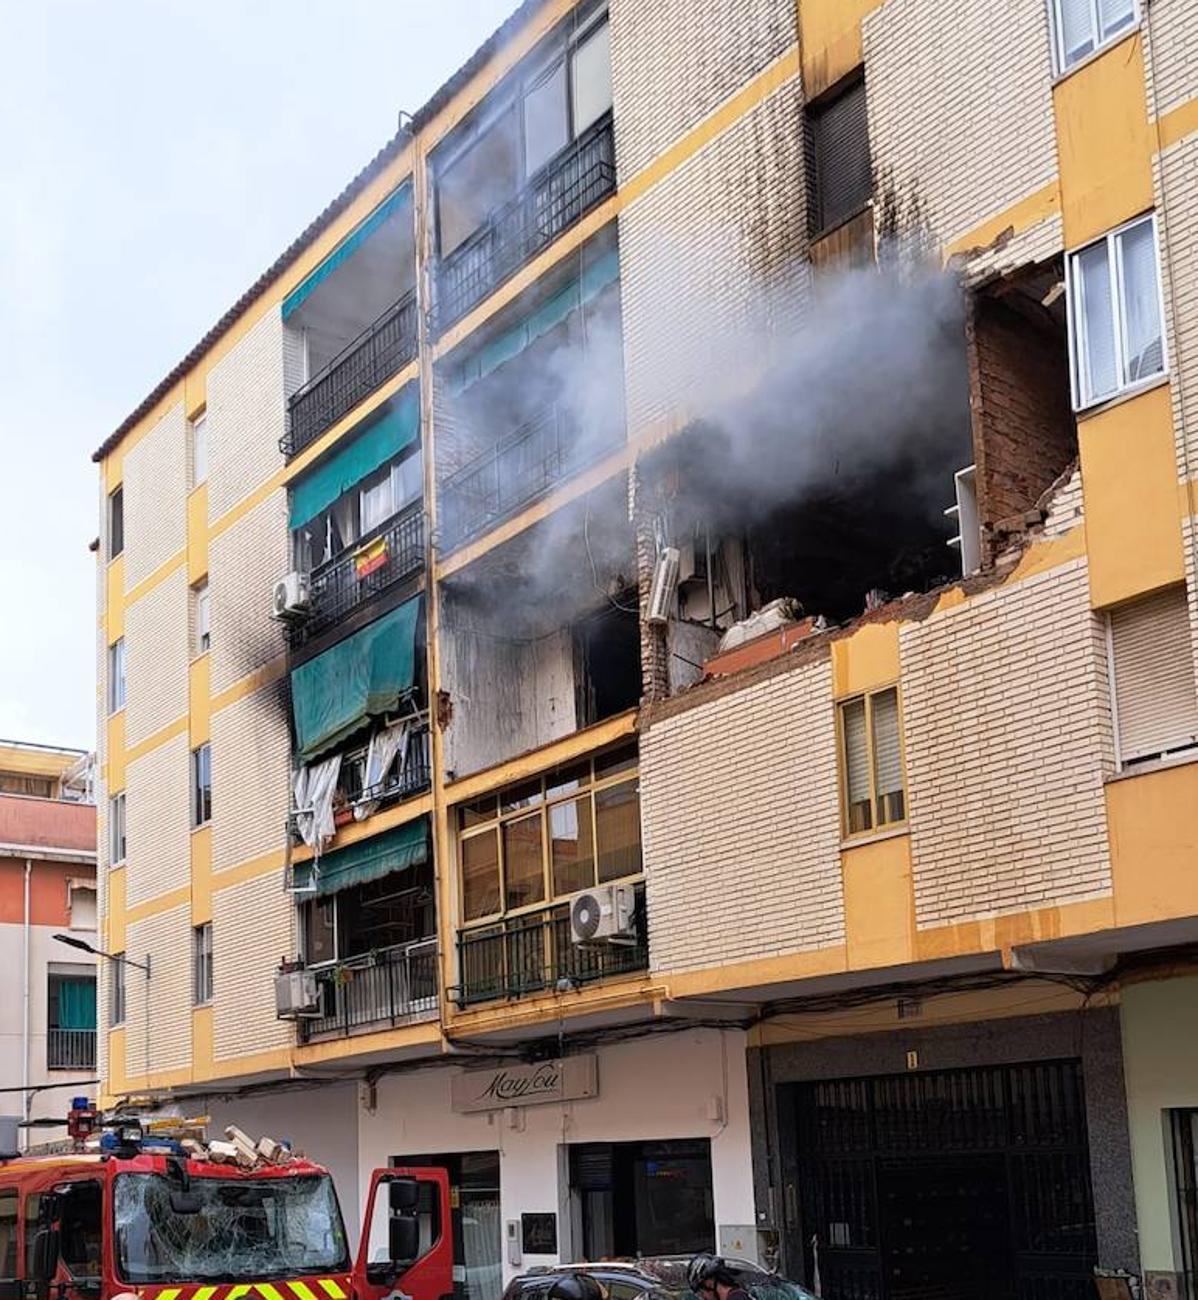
[[0, 741, 97, 1147], [94, 0, 1198, 1296]]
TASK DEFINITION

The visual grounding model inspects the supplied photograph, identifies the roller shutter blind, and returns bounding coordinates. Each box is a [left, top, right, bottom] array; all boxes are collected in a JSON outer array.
[[807, 77, 872, 236], [1110, 587, 1198, 763]]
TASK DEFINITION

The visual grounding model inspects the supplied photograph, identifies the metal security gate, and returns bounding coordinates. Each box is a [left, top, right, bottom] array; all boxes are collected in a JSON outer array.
[[793, 1060, 1097, 1300]]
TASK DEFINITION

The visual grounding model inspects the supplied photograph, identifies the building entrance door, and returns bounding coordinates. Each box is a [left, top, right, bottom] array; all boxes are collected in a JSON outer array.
[[789, 1060, 1097, 1300]]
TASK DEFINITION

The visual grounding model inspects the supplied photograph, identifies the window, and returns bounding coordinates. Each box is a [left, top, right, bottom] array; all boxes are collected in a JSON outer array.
[[0, 1190, 16, 1282], [48, 970, 97, 1068], [194, 579, 210, 655], [571, 13, 613, 135], [1108, 586, 1198, 767], [0, 772, 53, 797], [839, 686, 906, 836], [1068, 214, 1165, 409], [108, 638, 126, 712], [69, 885, 97, 931], [806, 75, 872, 237], [110, 955, 126, 1026], [458, 744, 641, 924], [191, 743, 212, 827], [108, 486, 124, 560], [109, 793, 126, 864], [56, 1181, 102, 1278], [1051, 0, 1137, 73], [1168, 1109, 1198, 1298], [193, 923, 213, 1004], [191, 412, 208, 485]]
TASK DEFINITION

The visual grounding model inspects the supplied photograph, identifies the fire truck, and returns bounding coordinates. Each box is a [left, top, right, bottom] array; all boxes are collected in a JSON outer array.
[[0, 1105, 452, 1300]]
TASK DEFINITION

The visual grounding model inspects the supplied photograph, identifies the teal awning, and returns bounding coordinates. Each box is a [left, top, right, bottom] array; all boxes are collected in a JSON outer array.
[[282, 186, 411, 320], [289, 385, 420, 531], [291, 595, 421, 762], [448, 241, 620, 395], [296, 817, 429, 897]]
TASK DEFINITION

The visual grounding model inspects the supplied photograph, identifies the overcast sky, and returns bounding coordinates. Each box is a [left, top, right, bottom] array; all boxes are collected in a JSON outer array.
[[0, 0, 518, 751]]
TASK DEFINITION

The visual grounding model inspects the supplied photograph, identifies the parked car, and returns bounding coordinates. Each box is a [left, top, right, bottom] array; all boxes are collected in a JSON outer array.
[[502, 1257, 817, 1300]]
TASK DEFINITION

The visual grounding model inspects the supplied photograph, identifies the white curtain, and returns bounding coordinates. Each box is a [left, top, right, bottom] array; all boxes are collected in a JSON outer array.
[[354, 720, 410, 821], [293, 754, 341, 852]]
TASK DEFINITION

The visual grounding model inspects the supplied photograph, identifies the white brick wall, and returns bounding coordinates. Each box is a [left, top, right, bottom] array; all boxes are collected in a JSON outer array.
[[864, 0, 1060, 251], [210, 680, 291, 874], [124, 566, 190, 748], [206, 309, 287, 522], [124, 730, 192, 907], [900, 557, 1113, 928], [641, 656, 845, 974], [212, 872, 293, 1061], [609, 0, 797, 182], [1041, 467, 1084, 539], [618, 80, 810, 439], [1143, 0, 1198, 118], [123, 901, 193, 1078], [209, 490, 288, 697], [122, 402, 188, 590]]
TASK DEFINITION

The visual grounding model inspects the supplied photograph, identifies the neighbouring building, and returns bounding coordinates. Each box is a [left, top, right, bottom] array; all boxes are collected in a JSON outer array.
[[0, 740, 97, 1147], [93, 0, 1198, 1296]]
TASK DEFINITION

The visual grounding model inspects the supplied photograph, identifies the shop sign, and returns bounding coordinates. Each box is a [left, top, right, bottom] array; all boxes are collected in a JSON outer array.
[[451, 1054, 598, 1113]]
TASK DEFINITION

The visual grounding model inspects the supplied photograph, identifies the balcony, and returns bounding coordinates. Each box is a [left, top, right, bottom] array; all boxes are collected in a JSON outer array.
[[451, 884, 648, 1008], [436, 113, 615, 332], [289, 500, 425, 649], [283, 290, 418, 460], [297, 938, 438, 1043], [47, 1028, 96, 1071]]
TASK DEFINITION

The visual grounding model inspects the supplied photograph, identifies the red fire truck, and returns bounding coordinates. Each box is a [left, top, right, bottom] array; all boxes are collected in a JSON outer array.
[[0, 1114, 452, 1300]]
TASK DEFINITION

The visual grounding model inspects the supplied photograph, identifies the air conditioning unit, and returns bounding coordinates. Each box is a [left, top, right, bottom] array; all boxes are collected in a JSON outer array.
[[271, 571, 310, 621], [570, 884, 636, 946], [646, 547, 680, 626], [274, 968, 321, 1019]]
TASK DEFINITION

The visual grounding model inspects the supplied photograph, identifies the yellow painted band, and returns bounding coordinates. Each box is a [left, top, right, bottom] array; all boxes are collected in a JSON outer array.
[[288, 1282, 320, 1300], [318, 1281, 347, 1300]]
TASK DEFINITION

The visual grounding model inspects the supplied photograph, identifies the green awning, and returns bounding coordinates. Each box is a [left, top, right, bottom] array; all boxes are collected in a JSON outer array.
[[291, 595, 421, 762], [289, 385, 420, 531], [282, 186, 411, 320], [296, 817, 429, 897], [448, 241, 620, 396]]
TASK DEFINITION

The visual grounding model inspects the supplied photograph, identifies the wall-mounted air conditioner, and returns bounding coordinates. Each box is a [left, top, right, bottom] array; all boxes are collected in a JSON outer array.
[[569, 884, 636, 946], [274, 968, 321, 1019], [271, 571, 310, 621], [646, 548, 680, 625]]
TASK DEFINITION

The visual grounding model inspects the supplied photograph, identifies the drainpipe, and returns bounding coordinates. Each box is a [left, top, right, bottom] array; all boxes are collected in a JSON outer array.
[[22, 858, 32, 1150]]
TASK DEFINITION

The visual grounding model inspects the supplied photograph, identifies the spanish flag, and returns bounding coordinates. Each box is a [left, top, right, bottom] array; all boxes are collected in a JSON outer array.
[[354, 535, 389, 578]]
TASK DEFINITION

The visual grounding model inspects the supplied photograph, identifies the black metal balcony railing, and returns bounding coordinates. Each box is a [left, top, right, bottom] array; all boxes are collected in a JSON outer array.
[[452, 884, 647, 1008], [298, 938, 438, 1042], [288, 500, 425, 648], [282, 290, 418, 460], [47, 1028, 96, 1070], [341, 722, 432, 807], [439, 404, 584, 548], [436, 113, 615, 332]]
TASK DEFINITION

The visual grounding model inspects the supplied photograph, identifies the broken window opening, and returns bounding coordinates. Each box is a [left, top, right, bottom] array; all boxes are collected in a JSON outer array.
[[300, 859, 436, 967], [573, 598, 642, 727]]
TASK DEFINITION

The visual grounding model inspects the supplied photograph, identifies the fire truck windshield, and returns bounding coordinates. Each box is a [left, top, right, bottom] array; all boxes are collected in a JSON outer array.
[[113, 1172, 350, 1283]]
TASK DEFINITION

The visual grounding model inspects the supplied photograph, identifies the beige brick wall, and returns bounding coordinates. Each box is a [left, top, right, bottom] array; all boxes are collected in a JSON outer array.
[[1154, 135, 1198, 479], [641, 656, 845, 974], [209, 491, 289, 698], [124, 730, 192, 907], [212, 871, 293, 1061], [123, 901, 193, 1077], [124, 567, 190, 748], [609, 0, 797, 182], [1143, 0, 1198, 118], [211, 680, 291, 873], [863, 0, 1060, 253], [122, 402, 188, 590], [206, 309, 287, 522], [1041, 467, 1085, 540], [618, 80, 810, 439], [900, 557, 1113, 929]]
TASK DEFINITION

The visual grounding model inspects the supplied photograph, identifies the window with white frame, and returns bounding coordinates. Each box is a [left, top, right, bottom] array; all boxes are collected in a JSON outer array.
[[1068, 214, 1165, 409], [108, 638, 126, 712], [191, 412, 208, 486], [193, 923, 213, 1004], [1108, 586, 1198, 766], [839, 687, 906, 836], [194, 579, 210, 655], [109, 792, 126, 864], [1051, 0, 1137, 74], [110, 955, 126, 1026], [192, 743, 212, 827]]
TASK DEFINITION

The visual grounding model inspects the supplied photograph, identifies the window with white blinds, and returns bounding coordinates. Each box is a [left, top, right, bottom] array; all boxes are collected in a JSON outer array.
[[839, 687, 907, 836], [1051, 0, 1137, 73], [806, 75, 872, 237], [1109, 586, 1198, 766]]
